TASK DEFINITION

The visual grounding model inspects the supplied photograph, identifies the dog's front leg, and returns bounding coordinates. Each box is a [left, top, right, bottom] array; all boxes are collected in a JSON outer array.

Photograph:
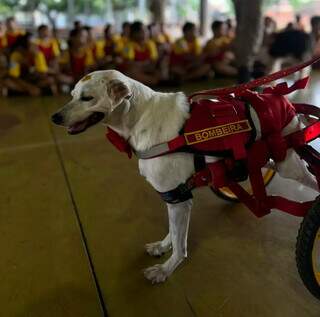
[[143, 199, 192, 284], [145, 233, 172, 257]]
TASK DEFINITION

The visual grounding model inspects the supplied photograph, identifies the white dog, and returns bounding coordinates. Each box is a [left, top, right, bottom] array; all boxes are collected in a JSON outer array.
[[52, 70, 318, 284]]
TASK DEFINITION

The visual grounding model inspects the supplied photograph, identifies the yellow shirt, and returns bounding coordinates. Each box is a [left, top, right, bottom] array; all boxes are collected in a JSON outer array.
[[119, 36, 129, 47], [34, 38, 60, 60], [205, 36, 232, 51], [9, 50, 48, 78], [59, 48, 94, 66], [155, 33, 171, 44], [172, 37, 202, 56], [122, 40, 158, 61], [0, 36, 7, 49], [95, 35, 123, 59]]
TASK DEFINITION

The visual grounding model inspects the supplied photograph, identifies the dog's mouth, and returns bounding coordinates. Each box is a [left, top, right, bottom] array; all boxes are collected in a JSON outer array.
[[67, 112, 105, 135]]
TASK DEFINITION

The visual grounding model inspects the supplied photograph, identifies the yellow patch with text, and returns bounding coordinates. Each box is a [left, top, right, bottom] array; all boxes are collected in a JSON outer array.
[[185, 120, 252, 145]]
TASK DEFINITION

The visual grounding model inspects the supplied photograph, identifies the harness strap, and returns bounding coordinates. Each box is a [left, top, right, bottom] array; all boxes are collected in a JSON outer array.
[[188, 55, 320, 102], [194, 154, 206, 172], [157, 167, 212, 204], [135, 135, 186, 159], [286, 103, 320, 148], [262, 76, 309, 94], [158, 183, 194, 204]]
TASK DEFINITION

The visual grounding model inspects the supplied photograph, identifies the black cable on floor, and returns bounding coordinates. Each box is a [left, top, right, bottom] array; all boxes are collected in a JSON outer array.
[[45, 106, 108, 317]]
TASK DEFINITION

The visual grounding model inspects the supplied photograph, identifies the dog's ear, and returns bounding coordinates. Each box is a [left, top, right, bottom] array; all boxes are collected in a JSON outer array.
[[107, 79, 132, 111]]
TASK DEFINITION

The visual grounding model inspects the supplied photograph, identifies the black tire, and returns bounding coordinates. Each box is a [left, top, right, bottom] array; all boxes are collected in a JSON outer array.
[[296, 196, 320, 299], [210, 168, 275, 202]]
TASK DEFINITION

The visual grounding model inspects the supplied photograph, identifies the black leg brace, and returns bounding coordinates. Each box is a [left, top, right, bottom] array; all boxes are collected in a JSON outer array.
[[158, 154, 206, 204]]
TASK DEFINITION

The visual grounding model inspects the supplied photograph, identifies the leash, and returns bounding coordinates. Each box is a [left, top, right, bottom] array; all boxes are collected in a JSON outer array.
[[188, 55, 320, 102]]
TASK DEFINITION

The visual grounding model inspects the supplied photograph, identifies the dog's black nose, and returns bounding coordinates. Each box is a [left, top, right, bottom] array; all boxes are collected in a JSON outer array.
[[51, 113, 63, 125]]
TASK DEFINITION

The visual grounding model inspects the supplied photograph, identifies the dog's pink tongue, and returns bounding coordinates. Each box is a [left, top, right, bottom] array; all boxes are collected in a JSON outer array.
[[68, 120, 87, 134]]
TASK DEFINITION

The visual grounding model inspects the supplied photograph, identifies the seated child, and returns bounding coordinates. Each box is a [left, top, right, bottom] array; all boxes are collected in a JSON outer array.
[[7, 32, 57, 96], [226, 18, 236, 39], [204, 20, 237, 77], [159, 23, 171, 44], [35, 24, 73, 89], [95, 24, 122, 68], [83, 25, 97, 61], [0, 21, 8, 96], [0, 21, 7, 51], [5, 17, 24, 48], [170, 22, 211, 81], [35, 24, 60, 67], [121, 21, 162, 86], [148, 22, 171, 80], [60, 28, 95, 83], [120, 22, 131, 47], [148, 22, 171, 56]]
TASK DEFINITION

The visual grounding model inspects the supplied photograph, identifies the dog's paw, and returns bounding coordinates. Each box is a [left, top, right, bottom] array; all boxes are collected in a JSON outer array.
[[145, 241, 171, 257], [143, 264, 169, 284]]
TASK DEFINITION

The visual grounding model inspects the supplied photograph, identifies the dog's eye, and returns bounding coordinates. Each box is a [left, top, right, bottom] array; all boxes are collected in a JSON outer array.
[[81, 96, 94, 102]]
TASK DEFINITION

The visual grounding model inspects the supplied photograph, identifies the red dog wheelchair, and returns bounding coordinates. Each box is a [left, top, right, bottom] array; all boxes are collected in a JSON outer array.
[[189, 57, 320, 299], [107, 56, 320, 299]]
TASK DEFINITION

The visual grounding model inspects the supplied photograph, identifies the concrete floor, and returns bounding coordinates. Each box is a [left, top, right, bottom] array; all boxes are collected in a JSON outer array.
[[1, 76, 320, 317]]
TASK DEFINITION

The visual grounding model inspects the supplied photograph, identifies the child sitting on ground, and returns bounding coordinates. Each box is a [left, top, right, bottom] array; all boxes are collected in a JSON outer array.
[[170, 22, 211, 82], [204, 21, 237, 77], [35, 24, 60, 67], [120, 22, 131, 47], [7, 32, 57, 96], [5, 17, 24, 48], [95, 24, 123, 68], [60, 28, 96, 83], [35, 25, 73, 90], [0, 21, 8, 96], [121, 21, 162, 86]]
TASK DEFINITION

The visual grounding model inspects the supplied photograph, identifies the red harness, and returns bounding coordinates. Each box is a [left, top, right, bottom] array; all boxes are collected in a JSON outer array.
[[106, 56, 320, 214], [106, 77, 309, 162]]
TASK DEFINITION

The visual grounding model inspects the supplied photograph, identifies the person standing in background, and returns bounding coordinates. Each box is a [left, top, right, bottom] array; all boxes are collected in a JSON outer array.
[[294, 14, 305, 31]]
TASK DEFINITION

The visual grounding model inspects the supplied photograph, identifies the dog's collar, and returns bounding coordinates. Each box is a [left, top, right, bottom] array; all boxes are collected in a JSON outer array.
[[106, 127, 133, 158]]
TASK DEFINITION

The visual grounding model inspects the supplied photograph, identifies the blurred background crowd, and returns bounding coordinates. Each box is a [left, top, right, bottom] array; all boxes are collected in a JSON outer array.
[[0, 0, 320, 96]]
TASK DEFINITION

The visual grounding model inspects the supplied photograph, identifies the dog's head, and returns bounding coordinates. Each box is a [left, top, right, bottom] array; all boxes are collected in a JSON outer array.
[[51, 70, 132, 134]]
